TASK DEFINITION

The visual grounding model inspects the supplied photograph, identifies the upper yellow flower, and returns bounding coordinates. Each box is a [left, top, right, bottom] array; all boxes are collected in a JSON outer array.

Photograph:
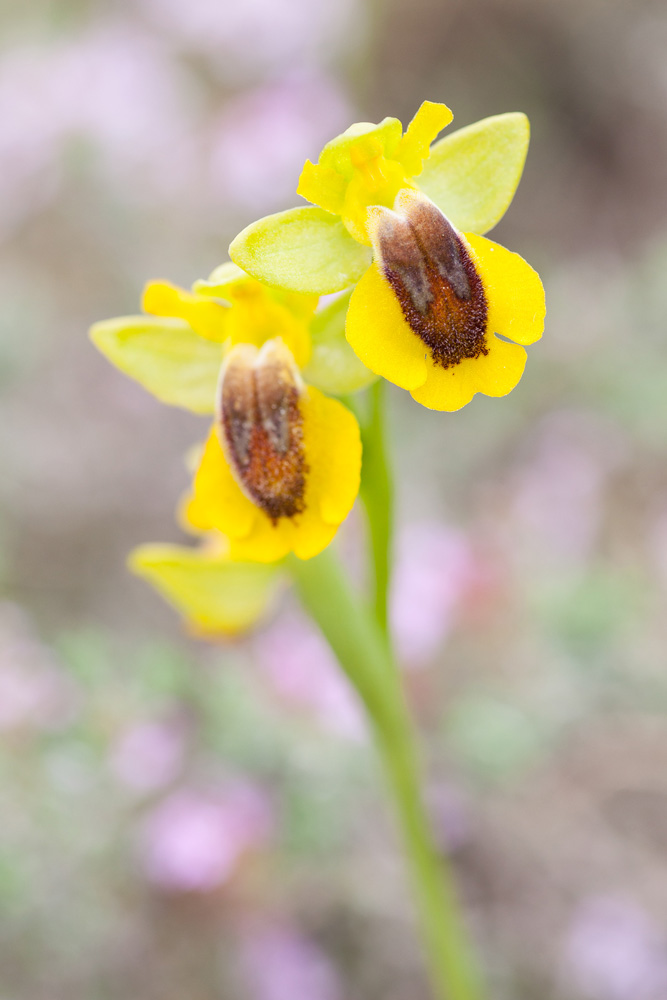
[[183, 339, 362, 563], [229, 101, 546, 412]]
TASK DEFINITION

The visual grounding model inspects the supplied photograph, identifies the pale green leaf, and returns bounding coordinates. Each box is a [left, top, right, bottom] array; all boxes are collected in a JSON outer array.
[[129, 544, 280, 636], [90, 316, 222, 414], [229, 206, 372, 295], [418, 112, 530, 235], [304, 292, 377, 395]]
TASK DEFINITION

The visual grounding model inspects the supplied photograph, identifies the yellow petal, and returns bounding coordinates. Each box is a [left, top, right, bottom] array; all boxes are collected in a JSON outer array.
[[301, 388, 362, 526], [184, 429, 257, 539], [464, 233, 545, 346], [345, 264, 429, 391], [410, 334, 527, 411], [297, 160, 347, 215], [393, 101, 453, 177], [142, 281, 228, 342]]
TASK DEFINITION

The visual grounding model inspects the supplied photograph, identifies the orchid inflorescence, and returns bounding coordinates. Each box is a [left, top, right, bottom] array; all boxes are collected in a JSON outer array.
[[92, 99, 545, 1000], [92, 99, 544, 637]]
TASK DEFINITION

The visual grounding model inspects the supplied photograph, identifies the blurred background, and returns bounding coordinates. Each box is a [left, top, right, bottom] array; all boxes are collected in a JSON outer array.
[[1, 0, 667, 997]]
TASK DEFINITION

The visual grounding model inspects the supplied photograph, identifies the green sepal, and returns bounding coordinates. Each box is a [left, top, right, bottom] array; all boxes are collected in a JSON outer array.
[[129, 543, 280, 636], [90, 316, 222, 414], [229, 206, 372, 295], [418, 112, 530, 235], [304, 292, 378, 395]]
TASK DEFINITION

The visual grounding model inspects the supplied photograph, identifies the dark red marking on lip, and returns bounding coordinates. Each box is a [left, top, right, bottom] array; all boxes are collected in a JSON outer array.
[[219, 347, 307, 522], [373, 194, 488, 370]]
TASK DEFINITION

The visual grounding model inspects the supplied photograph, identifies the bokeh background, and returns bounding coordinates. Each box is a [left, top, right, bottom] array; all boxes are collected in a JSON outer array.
[[2, 0, 667, 997]]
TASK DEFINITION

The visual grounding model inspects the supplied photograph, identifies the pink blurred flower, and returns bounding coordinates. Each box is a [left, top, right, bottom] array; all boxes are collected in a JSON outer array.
[[426, 782, 471, 853], [139, 782, 273, 892], [510, 413, 624, 568], [391, 522, 476, 667], [0, 603, 77, 732], [109, 717, 186, 793], [240, 923, 342, 1000], [649, 510, 667, 590], [0, 21, 199, 234], [208, 76, 352, 213], [139, 0, 363, 79], [52, 23, 198, 197], [254, 612, 365, 739], [562, 895, 667, 1000], [0, 47, 63, 234]]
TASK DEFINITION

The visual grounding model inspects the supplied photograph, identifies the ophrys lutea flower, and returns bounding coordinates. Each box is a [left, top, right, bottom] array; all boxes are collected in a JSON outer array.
[[230, 101, 545, 411], [185, 338, 362, 563], [90, 267, 364, 564]]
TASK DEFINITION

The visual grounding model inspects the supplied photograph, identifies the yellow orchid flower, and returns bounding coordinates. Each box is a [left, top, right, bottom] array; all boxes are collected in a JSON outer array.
[[129, 533, 280, 638], [230, 101, 545, 412], [183, 338, 362, 563]]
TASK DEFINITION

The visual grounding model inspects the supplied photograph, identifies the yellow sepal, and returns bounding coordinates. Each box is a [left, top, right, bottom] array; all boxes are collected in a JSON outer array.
[[129, 539, 279, 637]]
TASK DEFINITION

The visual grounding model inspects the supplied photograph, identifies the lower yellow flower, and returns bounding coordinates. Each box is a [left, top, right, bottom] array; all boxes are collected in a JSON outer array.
[[129, 534, 280, 638], [184, 339, 362, 562], [345, 189, 545, 411]]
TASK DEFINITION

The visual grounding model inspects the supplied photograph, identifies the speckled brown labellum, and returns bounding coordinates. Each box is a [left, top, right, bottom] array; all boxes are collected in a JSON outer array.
[[371, 191, 489, 370], [218, 341, 307, 522]]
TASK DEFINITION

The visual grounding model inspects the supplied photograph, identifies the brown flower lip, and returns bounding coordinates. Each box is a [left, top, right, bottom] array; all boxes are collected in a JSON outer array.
[[217, 341, 307, 522], [370, 191, 489, 370]]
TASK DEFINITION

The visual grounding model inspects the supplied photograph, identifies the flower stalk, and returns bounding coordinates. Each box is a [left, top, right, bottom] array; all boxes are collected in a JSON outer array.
[[289, 545, 484, 1000], [359, 379, 394, 640]]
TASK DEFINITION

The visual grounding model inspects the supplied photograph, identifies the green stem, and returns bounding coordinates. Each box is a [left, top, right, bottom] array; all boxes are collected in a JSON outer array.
[[289, 549, 484, 1000], [360, 380, 394, 638]]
